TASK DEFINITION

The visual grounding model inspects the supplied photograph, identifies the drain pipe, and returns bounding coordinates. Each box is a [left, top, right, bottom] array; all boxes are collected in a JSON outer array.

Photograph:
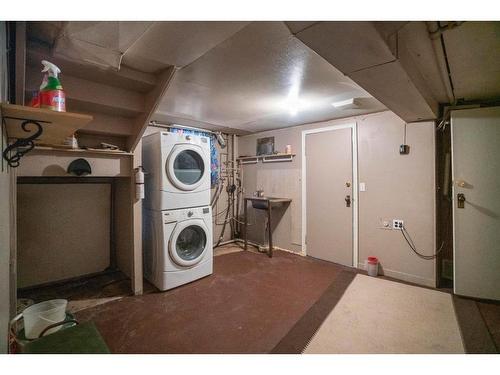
[[426, 21, 456, 105]]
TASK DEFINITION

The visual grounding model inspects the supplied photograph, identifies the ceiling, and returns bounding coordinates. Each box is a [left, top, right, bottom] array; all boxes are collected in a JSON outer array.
[[25, 21, 500, 135], [122, 22, 249, 72], [26, 21, 386, 134], [442, 22, 500, 102], [153, 22, 385, 133]]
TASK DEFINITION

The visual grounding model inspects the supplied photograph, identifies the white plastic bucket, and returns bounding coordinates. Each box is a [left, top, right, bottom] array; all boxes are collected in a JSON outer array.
[[22, 299, 67, 339], [366, 256, 379, 277]]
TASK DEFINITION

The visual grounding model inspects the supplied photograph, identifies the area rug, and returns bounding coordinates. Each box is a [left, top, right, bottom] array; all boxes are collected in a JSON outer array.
[[303, 274, 465, 354]]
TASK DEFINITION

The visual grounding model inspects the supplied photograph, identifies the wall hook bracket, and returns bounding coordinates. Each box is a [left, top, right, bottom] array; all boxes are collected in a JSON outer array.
[[2, 119, 43, 168]]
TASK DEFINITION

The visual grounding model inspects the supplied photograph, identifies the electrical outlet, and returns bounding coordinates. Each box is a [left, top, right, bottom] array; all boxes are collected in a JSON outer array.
[[393, 219, 404, 230], [379, 218, 392, 230]]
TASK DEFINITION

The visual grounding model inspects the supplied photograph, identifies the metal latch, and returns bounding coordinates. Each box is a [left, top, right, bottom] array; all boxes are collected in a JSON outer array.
[[457, 193, 466, 209], [345, 195, 351, 208]]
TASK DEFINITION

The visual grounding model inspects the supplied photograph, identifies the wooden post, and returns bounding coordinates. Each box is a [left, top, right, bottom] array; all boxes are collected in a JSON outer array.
[[130, 153, 143, 295], [15, 22, 26, 106], [268, 203, 273, 258], [127, 66, 176, 295]]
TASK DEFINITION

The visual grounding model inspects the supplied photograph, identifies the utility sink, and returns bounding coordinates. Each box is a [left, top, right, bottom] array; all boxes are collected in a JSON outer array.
[[247, 197, 291, 210], [243, 196, 292, 258]]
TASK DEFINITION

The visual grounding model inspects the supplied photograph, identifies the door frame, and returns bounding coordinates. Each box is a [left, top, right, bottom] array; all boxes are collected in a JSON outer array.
[[301, 122, 359, 267], [450, 116, 457, 292]]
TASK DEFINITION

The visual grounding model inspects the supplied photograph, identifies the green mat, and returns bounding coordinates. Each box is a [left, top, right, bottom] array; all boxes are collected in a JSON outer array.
[[23, 322, 110, 354]]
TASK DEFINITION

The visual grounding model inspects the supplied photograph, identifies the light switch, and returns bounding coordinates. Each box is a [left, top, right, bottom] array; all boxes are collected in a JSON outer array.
[[359, 182, 366, 192]]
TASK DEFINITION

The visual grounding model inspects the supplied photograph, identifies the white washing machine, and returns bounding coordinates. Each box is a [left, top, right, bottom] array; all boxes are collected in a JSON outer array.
[[142, 131, 211, 210], [143, 206, 213, 291]]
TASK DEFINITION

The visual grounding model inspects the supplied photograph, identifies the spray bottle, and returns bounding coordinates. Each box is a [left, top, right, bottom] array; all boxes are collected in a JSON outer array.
[[39, 60, 66, 112]]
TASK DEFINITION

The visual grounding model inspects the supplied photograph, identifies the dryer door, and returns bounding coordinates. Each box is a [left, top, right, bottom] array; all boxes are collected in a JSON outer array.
[[166, 144, 207, 191], [169, 219, 209, 267]]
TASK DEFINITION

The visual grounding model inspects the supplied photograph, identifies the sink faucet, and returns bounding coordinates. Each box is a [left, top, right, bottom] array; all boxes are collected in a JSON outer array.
[[255, 189, 264, 197]]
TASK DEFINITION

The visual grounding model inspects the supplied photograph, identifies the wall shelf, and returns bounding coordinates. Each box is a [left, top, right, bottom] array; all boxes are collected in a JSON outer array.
[[1, 103, 93, 167], [237, 153, 295, 164], [32, 146, 133, 156]]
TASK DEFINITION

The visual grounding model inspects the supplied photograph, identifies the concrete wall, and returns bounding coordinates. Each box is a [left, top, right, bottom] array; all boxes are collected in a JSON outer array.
[[238, 111, 436, 286]]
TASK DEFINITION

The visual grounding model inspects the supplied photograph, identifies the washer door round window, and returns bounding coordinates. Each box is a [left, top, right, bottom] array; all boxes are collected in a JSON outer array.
[[177, 225, 206, 260], [167, 146, 206, 191], [170, 220, 208, 267]]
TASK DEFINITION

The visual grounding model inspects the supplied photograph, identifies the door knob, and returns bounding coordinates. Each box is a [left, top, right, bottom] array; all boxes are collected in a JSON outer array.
[[345, 195, 351, 207], [457, 193, 466, 209]]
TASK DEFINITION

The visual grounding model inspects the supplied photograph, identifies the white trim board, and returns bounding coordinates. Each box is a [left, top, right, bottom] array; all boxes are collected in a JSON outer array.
[[450, 116, 457, 292], [301, 122, 359, 268], [357, 263, 435, 288]]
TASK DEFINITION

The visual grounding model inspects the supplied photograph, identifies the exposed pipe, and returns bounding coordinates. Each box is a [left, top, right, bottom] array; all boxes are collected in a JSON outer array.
[[426, 21, 456, 104], [428, 21, 465, 40], [211, 179, 224, 207], [230, 134, 236, 238], [149, 120, 217, 135]]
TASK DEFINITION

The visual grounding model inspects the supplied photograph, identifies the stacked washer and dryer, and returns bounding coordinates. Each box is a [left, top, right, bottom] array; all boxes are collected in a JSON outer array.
[[142, 131, 213, 291]]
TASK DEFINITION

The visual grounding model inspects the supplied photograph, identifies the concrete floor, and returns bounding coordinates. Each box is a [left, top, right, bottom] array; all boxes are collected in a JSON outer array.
[[75, 249, 350, 353], [18, 244, 500, 353]]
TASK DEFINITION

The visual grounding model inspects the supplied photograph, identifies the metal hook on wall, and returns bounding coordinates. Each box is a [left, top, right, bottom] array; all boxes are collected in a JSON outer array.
[[2, 120, 43, 168]]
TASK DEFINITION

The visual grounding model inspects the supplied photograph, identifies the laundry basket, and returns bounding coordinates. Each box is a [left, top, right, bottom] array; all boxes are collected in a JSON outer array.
[[9, 311, 78, 353], [22, 299, 68, 339]]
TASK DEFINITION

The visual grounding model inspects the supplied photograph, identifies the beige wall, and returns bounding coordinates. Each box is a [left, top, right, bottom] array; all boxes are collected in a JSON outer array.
[[0, 142, 11, 353], [238, 111, 436, 286], [17, 184, 111, 288]]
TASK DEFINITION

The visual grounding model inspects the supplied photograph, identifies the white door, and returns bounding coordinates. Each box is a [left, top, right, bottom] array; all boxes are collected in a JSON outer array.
[[452, 107, 500, 300], [304, 124, 357, 267]]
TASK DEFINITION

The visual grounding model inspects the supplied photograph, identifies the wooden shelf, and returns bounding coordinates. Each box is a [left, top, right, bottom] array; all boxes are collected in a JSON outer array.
[[1, 103, 93, 145], [237, 153, 296, 164], [32, 146, 133, 156]]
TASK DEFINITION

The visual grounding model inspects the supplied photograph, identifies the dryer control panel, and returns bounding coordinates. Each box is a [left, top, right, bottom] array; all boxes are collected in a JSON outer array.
[[163, 206, 212, 223]]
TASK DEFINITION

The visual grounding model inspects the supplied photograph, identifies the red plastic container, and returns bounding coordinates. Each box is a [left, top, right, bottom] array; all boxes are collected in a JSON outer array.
[[367, 256, 379, 276]]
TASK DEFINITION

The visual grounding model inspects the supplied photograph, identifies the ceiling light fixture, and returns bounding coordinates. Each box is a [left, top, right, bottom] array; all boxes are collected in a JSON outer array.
[[332, 98, 362, 109], [283, 98, 311, 116]]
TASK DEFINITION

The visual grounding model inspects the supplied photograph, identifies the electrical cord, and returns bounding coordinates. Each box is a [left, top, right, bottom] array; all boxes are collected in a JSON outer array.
[[216, 191, 232, 247], [399, 225, 444, 260]]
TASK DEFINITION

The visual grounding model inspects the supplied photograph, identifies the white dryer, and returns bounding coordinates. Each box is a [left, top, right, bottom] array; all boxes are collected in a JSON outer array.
[[142, 131, 211, 210], [143, 206, 213, 291]]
